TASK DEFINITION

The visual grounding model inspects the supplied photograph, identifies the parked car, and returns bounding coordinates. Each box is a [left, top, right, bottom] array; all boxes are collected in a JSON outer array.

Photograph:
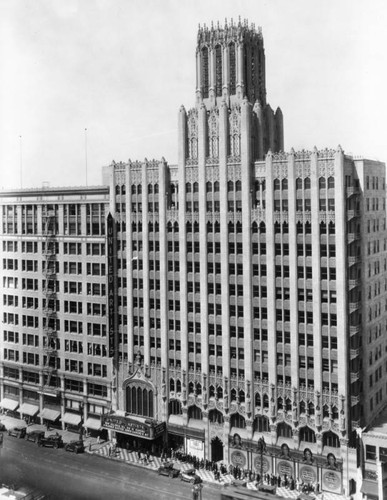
[[180, 468, 202, 484], [157, 462, 180, 478], [0, 423, 6, 431], [25, 430, 45, 443], [8, 427, 26, 438], [64, 440, 85, 454], [38, 433, 63, 448]]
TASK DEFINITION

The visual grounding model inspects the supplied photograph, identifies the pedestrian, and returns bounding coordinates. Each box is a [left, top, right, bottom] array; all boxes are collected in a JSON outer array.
[[97, 434, 100, 444]]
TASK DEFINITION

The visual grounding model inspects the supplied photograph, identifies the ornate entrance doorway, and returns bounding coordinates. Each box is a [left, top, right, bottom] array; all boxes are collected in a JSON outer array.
[[211, 436, 223, 462]]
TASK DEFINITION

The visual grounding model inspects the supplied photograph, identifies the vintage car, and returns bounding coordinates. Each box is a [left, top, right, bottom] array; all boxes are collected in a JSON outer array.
[[25, 430, 45, 443], [64, 440, 85, 454], [8, 427, 26, 438], [157, 462, 180, 478], [38, 433, 63, 448], [180, 468, 202, 484]]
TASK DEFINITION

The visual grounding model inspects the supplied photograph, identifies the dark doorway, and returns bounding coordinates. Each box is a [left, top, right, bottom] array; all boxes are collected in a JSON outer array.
[[211, 436, 223, 462]]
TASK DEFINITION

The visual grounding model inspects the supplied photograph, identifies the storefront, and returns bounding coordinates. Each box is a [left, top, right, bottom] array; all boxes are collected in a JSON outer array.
[[62, 412, 82, 432], [167, 415, 206, 459], [39, 408, 61, 429], [0, 398, 19, 418], [101, 413, 165, 453], [84, 417, 107, 439], [19, 402, 40, 424]]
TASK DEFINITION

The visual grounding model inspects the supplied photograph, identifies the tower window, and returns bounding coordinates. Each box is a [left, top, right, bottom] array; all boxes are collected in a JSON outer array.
[[229, 43, 236, 94], [215, 45, 222, 97], [201, 47, 209, 98]]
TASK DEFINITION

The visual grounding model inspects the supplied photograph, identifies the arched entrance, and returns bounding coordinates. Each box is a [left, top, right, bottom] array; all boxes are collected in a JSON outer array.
[[211, 436, 224, 462]]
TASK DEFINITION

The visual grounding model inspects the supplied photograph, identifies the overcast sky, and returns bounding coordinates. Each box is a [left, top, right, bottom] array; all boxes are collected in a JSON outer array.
[[1, 0, 386, 189]]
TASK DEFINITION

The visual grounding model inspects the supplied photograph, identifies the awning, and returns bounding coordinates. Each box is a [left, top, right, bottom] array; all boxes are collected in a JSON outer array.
[[0, 398, 19, 411], [168, 414, 184, 426], [19, 403, 40, 416], [84, 417, 101, 430], [361, 480, 379, 497], [62, 413, 82, 426], [39, 408, 61, 421]]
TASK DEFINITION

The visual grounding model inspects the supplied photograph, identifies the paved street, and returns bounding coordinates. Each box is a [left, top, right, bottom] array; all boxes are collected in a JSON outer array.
[[0, 432, 220, 500]]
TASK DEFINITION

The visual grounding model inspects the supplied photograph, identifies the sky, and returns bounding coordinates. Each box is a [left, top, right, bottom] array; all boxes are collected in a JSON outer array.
[[0, 0, 386, 189]]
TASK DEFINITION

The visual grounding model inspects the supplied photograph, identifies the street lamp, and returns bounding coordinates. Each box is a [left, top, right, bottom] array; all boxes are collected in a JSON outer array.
[[257, 436, 266, 486], [191, 483, 203, 500]]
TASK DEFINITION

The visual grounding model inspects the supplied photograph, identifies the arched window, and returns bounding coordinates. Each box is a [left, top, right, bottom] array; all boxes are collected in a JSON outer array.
[[253, 415, 269, 432], [214, 181, 220, 192], [255, 393, 261, 407], [137, 184, 142, 194], [188, 382, 195, 394], [188, 405, 203, 420], [320, 222, 327, 234], [206, 181, 212, 193], [304, 178, 311, 189], [332, 406, 339, 420], [148, 184, 153, 194], [323, 404, 330, 418], [328, 177, 335, 189], [131, 185, 136, 195], [285, 398, 292, 412], [230, 413, 246, 429], [259, 222, 266, 234], [282, 179, 288, 190], [228, 181, 234, 192], [319, 177, 326, 189], [277, 421, 292, 438], [215, 45, 222, 97], [209, 409, 224, 424], [217, 386, 223, 400], [296, 178, 303, 190], [209, 385, 215, 398], [126, 384, 154, 418], [193, 182, 199, 193], [186, 183, 192, 193], [235, 180, 242, 192], [300, 426, 316, 443], [300, 401, 306, 414], [274, 179, 281, 191], [277, 397, 283, 410], [252, 222, 258, 234], [169, 400, 182, 415], [231, 388, 237, 401], [239, 390, 245, 403], [229, 43, 236, 94], [121, 185, 126, 195], [115, 185, 120, 195], [263, 394, 269, 408], [169, 379, 175, 392], [201, 46, 209, 98], [154, 184, 159, 194], [308, 402, 315, 415], [323, 431, 340, 448], [196, 383, 202, 395], [176, 379, 181, 393]]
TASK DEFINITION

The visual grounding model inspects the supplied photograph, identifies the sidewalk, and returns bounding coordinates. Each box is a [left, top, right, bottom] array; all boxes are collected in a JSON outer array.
[[0, 415, 344, 500]]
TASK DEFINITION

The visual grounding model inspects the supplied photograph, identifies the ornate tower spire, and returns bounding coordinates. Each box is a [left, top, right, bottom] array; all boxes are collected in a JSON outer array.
[[196, 19, 266, 107]]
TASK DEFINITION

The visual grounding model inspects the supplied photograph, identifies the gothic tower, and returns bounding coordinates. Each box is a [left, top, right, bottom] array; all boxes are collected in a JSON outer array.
[[185, 18, 284, 161]]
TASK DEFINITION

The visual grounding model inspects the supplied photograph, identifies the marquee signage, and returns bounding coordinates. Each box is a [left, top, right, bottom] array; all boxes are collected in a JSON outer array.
[[276, 459, 294, 477], [299, 464, 317, 484], [253, 454, 271, 474], [107, 213, 116, 358], [231, 450, 247, 468], [101, 414, 165, 440]]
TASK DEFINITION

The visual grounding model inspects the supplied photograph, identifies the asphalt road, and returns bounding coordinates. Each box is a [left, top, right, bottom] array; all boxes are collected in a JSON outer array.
[[0, 433, 221, 500]]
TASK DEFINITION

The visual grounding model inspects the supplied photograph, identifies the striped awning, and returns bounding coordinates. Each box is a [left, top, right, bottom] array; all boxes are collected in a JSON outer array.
[[62, 413, 81, 426], [39, 408, 61, 421], [84, 417, 101, 430], [0, 398, 19, 411], [19, 403, 40, 417]]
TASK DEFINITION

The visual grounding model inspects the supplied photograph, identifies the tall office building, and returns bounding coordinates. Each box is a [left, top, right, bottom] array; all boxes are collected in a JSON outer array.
[[0, 186, 111, 435], [1, 19, 386, 497]]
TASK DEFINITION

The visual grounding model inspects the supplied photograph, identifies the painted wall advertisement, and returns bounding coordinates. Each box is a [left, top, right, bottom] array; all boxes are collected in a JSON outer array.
[[187, 438, 204, 460], [299, 464, 318, 484], [252, 453, 271, 475], [230, 450, 248, 469], [322, 469, 342, 493], [276, 459, 294, 478]]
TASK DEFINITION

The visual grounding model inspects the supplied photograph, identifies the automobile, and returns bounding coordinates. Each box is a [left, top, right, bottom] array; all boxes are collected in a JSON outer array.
[[25, 430, 45, 443], [64, 440, 85, 454], [157, 462, 180, 478], [38, 433, 63, 448], [0, 422, 6, 431], [8, 427, 26, 438], [180, 468, 202, 484]]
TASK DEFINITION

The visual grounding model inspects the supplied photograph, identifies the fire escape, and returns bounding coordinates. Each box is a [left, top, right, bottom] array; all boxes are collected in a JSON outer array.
[[42, 207, 59, 396]]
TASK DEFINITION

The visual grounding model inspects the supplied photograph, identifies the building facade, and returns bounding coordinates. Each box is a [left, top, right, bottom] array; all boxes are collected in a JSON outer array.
[[1, 18, 386, 498], [0, 186, 111, 434]]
